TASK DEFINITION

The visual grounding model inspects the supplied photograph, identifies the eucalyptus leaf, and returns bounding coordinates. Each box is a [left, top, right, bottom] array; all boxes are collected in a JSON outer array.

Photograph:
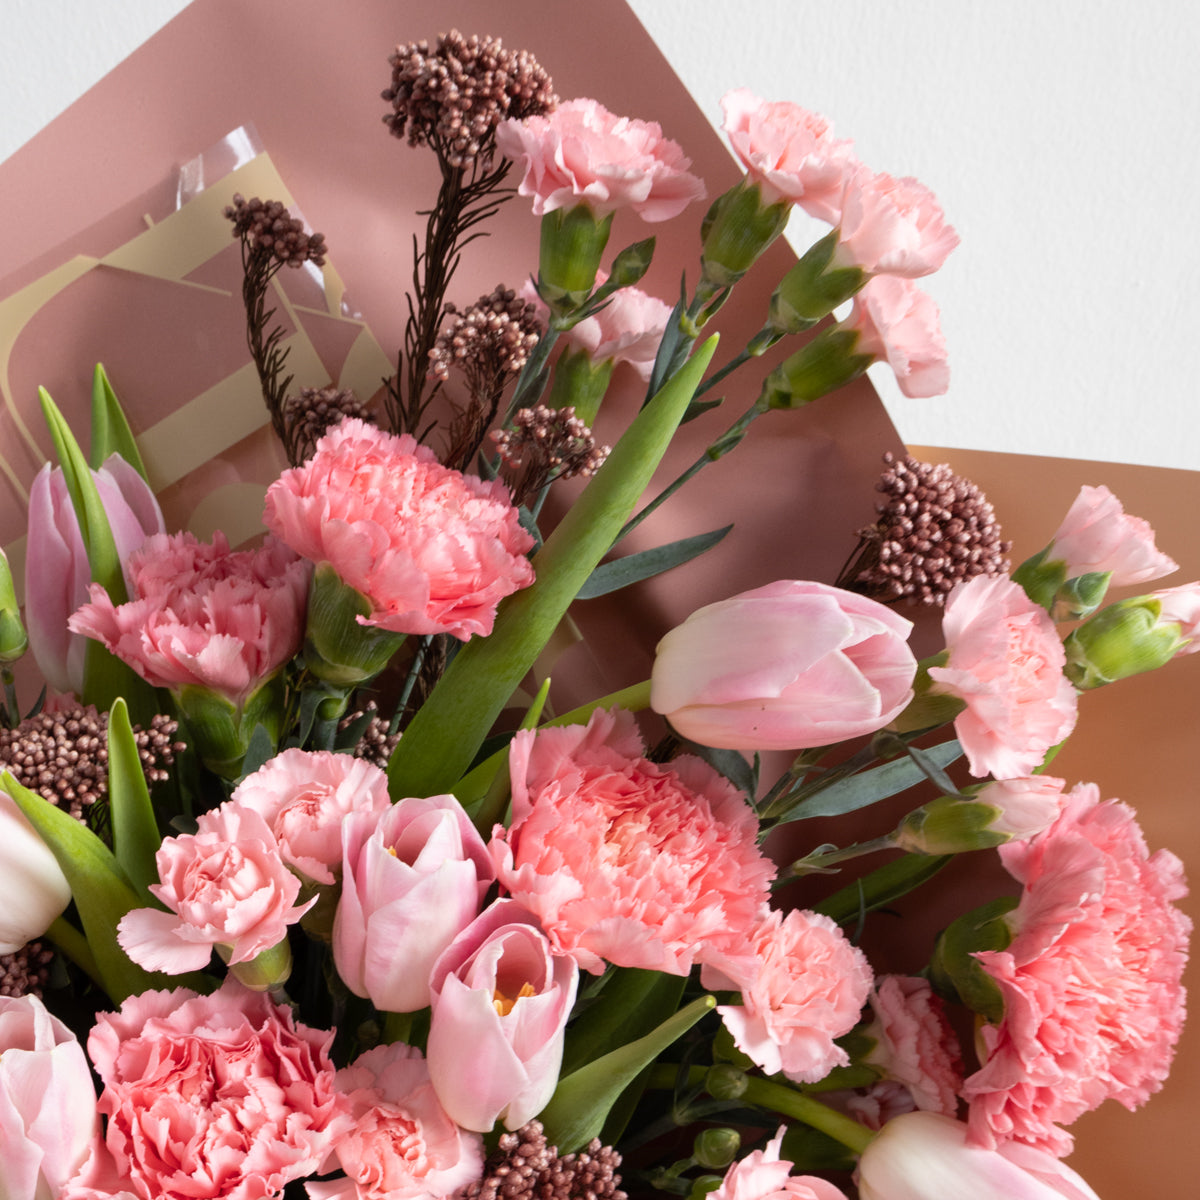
[[814, 853, 952, 927], [575, 525, 732, 600]]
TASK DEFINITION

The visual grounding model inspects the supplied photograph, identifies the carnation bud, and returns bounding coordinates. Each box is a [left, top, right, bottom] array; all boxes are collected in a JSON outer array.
[[699, 179, 791, 288], [705, 1063, 749, 1101], [546, 346, 616, 426], [892, 797, 1012, 856], [221, 936, 293, 992], [304, 562, 406, 690], [1012, 547, 1113, 619], [175, 675, 285, 780], [693, 1128, 741, 1170], [1063, 594, 1188, 689], [0, 548, 27, 663], [538, 206, 614, 313], [929, 896, 1017, 1023], [767, 229, 867, 334], [756, 327, 872, 410], [605, 236, 656, 290]]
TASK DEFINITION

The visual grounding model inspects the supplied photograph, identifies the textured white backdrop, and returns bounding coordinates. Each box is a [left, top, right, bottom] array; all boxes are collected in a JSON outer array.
[[3, 0, 1197, 471]]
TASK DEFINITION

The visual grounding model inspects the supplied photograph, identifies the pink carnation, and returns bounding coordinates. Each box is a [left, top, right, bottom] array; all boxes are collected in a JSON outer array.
[[836, 168, 959, 278], [840, 275, 949, 398], [862, 976, 962, 1117], [264, 419, 534, 640], [489, 707, 774, 977], [720, 88, 858, 222], [82, 980, 345, 1200], [68, 530, 308, 707], [973, 776, 1067, 841], [495, 97, 706, 222], [309, 1042, 483, 1200], [963, 784, 1191, 1155], [710, 907, 873, 1084], [231, 748, 392, 885], [711, 1127, 849, 1200], [1046, 485, 1177, 586], [1151, 581, 1200, 652], [118, 802, 313, 974], [929, 575, 1078, 779]]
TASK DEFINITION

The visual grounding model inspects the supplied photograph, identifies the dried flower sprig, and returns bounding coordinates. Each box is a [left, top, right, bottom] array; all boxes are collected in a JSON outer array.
[[380, 32, 556, 446], [282, 385, 373, 466], [433, 285, 544, 470], [0, 940, 54, 999], [224, 194, 329, 465], [492, 403, 610, 510], [838, 452, 1011, 605]]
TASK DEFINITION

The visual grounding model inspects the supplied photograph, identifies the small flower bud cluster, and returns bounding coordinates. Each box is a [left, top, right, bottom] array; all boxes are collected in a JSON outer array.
[[0, 940, 54, 999], [223, 194, 328, 268], [0, 706, 183, 822], [337, 701, 400, 770], [383, 31, 557, 171], [284, 386, 372, 464], [848, 453, 1011, 605], [429, 287, 543, 387], [493, 405, 610, 482], [458, 1121, 626, 1200]]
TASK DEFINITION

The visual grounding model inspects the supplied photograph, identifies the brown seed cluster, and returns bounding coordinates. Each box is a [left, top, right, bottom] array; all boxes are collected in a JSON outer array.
[[458, 1121, 626, 1200], [338, 701, 400, 771], [224, 194, 328, 269], [494, 406, 609, 482], [0, 706, 182, 822], [284, 386, 373, 464], [846, 453, 1011, 605], [429, 287, 543, 389], [383, 31, 557, 171], [0, 941, 54, 999]]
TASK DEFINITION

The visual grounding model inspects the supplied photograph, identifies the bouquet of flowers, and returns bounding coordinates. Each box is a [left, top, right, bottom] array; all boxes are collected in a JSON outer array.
[[0, 29, 1193, 1200]]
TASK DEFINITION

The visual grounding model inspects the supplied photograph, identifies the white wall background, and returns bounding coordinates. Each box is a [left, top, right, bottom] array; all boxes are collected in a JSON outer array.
[[3, 0, 1197, 472]]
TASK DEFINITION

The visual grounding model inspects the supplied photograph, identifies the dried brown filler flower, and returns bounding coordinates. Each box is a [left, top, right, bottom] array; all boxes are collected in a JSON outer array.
[[0, 941, 54, 999], [492, 404, 610, 509], [282, 386, 373, 465], [383, 30, 556, 171], [224, 194, 327, 269], [337, 701, 400, 771], [839, 452, 1011, 605], [458, 1121, 626, 1200]]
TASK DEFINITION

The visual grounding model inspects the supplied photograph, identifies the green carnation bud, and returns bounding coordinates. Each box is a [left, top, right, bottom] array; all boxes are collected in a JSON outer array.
[[705, 1063, 749, 1101], [175, 673, 284, 779], [929, 896, 1018, 1023], [893, 796, 1010, 856], [304, 562, 406, 689], [699, 180, 791, 288], [768, 230, 867, 334], [538, 206, 614, 314], [0, 549, 27, 664], [221, 937, 293, 992], [757, 328, 872, 411], [1063, 595, 1186, 689], [546, 346, 616, 426], [693, 1128, 741, 1170]]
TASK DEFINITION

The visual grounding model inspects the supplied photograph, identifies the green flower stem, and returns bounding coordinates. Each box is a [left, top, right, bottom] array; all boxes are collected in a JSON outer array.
[[646, 1065, 874, 1156], [788, 834, 899, 877], [46, 916, 103, 989], [387, 342, 717, 801]]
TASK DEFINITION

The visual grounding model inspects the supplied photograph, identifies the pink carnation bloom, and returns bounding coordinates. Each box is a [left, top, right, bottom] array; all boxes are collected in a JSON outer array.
[[490, 707, 774, 978], [230, 748, 392, 885], [719, 88, 858, 222], [928, 575, 1078, 779], [264, 419, 535, 641], [836, 168, 960, 278], [308, 1042, 483, 1200], [973, 776, 1067, 841], [118, 802, 314, 974], [68, 530, 308, 708], [711, 1127, 849, 1200], [861, 976, 962, 1117], [708, 907, 872, 1084], [963, 784, 1191, 1156], [80, 980, 345, 1200], [1151, 581, 1200, 651], [495, 97, 706, 222], [1046, 485, 1177, 585], [840, 275, 950, 398]]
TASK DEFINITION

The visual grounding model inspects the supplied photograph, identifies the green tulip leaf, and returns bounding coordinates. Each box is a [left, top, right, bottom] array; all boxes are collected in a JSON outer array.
[[90, 364, 150, 479], [106, 697, 162, 899]]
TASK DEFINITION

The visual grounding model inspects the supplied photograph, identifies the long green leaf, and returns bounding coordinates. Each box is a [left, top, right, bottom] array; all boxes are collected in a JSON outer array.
[[388, 337, 718, 800], [814, 853, 952, 927], [3, 771, 173, 1003], [90, 364, 149, 478], [575, 524, 732, 600], [775, 739, 963, 824], [106, 698, 162, 899]]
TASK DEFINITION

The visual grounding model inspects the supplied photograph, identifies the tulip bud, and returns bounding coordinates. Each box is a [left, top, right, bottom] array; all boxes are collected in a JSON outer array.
[[699, 179, 792, 289], [0, 786, 73, 953], [0, 548, 27, 663], [1063, 593, 1192, 689], [538, 206, 614, 313]]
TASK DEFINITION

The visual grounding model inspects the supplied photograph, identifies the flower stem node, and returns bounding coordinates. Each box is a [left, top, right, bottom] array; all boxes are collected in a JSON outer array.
[[699, 180, 791, 289], [768, 230, 867, 334], [1063, 594, 1189, 689], [175, 675, 284, 780], [303, 563, 407, 689], [538, 207, 614, 314], [757, 328, 872, 411]]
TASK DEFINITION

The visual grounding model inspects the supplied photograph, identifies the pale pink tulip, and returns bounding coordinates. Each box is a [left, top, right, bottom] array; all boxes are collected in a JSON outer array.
[[1046, 485, 1177, 585], [836, 169, 959, 279], [720, 88, 858, 222], [25, 454, 164, 696], [334, 794, 494, 1012], [710, 1127, 849, 1200], [426, 899, 578, 1131], [651, 581, 917, 751], [0, 785, 72, 954], [856, 1112, 1100, 1200], [0, 994, 99, 1200], [839, 275, 949, 398]]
